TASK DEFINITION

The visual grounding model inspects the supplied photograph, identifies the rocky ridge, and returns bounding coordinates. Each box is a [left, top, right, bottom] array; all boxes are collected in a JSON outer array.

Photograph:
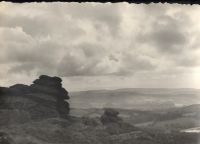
[[0, 75, 70, 125]]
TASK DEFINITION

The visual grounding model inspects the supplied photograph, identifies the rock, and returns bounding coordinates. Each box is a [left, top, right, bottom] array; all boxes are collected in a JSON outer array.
[[0, 109, 31, 126], [100, 108, 138, 135], [0, 132, 14, 144], [100, 108, 122, 124], [0, 87, 9, 109], [0, 75, 70, 123], [31, 75, 69, 100], [9, 84, 31, 95], [30, 75, 70, 118]]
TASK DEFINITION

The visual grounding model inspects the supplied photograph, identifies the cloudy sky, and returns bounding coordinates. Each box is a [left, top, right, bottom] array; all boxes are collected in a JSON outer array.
[[0, 2, 200, 91]]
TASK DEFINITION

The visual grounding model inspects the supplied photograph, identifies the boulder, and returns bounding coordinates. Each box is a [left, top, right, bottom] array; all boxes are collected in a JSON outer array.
[[30, 75, 70, 118], [31, 75, 69, 100], [100, 108, 138, 135], [100, 108, 122, 124], [0, 75, 70, 123]]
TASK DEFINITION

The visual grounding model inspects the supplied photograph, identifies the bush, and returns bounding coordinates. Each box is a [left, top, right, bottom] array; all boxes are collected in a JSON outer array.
[[81, 117, 100, 127]]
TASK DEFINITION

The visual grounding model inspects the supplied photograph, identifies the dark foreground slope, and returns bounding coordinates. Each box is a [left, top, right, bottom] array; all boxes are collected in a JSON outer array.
[[0, 112, 199, 144]]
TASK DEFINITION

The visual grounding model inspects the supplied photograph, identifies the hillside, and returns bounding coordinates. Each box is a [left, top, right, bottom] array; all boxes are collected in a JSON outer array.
[[0, 76, 200, 144], [70, 104, 200, 126]]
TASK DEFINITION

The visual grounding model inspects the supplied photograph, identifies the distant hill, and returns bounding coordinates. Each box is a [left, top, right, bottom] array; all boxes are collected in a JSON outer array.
[[69, 88, 200, 110]]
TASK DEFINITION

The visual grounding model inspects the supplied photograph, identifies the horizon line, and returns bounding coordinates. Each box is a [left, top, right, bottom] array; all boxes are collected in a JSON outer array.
[[69, 87, 200, 92]]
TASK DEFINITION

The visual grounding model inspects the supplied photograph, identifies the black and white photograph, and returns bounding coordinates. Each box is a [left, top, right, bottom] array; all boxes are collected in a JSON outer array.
[[0, 2, 200, 144]]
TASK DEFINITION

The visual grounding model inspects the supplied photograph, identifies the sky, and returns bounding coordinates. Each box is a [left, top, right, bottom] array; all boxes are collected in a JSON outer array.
[[0, 2, 200, 91]]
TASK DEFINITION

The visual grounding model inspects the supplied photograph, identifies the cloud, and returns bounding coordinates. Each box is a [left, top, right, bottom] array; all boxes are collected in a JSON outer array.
[[60, 3, 122, 37], [137, 9, 190, 54], [57, 42, 117, 76], [0, 2, 200, 89]]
